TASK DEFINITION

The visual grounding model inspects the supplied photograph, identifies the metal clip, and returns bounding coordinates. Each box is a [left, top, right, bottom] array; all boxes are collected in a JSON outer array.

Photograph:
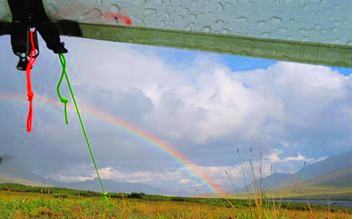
[[14, 28, 39, 71]]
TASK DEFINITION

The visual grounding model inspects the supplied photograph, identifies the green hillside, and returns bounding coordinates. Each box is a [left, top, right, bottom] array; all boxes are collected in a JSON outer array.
[[302, 166, 352, 188], [299, 152, 352, 180], [247, 151, 352, 191]]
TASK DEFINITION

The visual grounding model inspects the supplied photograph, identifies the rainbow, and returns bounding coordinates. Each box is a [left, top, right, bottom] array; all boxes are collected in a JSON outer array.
[[0, 93, 226, 195]]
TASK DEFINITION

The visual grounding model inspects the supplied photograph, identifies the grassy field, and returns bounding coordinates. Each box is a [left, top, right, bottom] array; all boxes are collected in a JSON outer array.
[[232, 186, 352, 201], [266, 187, 352, 201], [0, 184, 351, 219]]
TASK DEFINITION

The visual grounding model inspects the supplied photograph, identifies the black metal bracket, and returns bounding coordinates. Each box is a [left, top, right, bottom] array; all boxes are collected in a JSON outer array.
[[7, 0, 68, 71]]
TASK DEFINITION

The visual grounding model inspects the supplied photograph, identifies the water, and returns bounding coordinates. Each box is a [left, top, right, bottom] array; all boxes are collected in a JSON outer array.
[[272, 199, 352, 208]]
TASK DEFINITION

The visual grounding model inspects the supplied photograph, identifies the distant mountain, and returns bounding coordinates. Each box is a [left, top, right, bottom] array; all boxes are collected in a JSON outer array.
[[0, 165, 164, 195], [46, 178, 163, 195], [0, 166, 43, 186], [0, 174, 42, 186], [248, 151, 352, 190], [299, 151, 351, 181], [301, 166, 352, 188], [0, 165, 190, 196], [257, 172, 296, 189]]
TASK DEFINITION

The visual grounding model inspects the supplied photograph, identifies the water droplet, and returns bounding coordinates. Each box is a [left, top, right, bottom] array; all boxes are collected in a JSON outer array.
[[164, 12, 171, 19], [319, 0, 327, 6], [277, 27, 287, 33], [314, 24, 322, 30], [155, 0, 164, 5], [261, 32, 270, 37], [270, 16, 282, 24], [332, 20, 341, 26], [144, 8, 157, 16], [256, 20, 266, 27], [303, 3, 311, 10], [136, 19, 144, 24], [287, 18, 295, 23], [202, 26, 211, 33], [189, 13, 197, 20], [79, 8, 103, 21], [184, 22, 195, 31], [287, 35, 294, 40], [321, 28, 328, 33], [216, 2, 224, 12], [133, 0, 147, 5], [109, 4, 120, 13], [301, 36, 309, 42], [298, 28, 307, 34], [182, 8, 189, 14], [331, 27, 338, 32], [216, 19, 224, 24], [235, 17, 248, 23], [221, 28, 230, 34], [159, 20, 165, 27]]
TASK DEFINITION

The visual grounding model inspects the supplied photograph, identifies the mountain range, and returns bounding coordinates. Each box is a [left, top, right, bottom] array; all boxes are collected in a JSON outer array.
[[247, 151, 352, 193], [1, 151, 351, 197]]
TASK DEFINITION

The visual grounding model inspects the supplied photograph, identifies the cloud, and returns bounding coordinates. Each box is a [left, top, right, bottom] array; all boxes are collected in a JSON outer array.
[[267, 150, 306, 163], [47, 163, 245, 191], [178, 178, 192, 185]]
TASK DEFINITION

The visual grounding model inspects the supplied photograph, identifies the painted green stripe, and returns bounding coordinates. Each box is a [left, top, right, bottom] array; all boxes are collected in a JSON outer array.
[[62, 23, 351, 67]]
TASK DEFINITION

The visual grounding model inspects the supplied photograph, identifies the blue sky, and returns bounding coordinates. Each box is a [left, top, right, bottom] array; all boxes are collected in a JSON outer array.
[[130, 43, 352, 74], [0, 36, 351, 194]]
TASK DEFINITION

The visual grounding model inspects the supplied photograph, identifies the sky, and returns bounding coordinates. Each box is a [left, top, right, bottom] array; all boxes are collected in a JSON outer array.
[[0, 35, 351, 195]]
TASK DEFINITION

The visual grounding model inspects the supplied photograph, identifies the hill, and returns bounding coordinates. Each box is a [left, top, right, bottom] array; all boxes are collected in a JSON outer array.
[[248, 151, 352, 191], [46, 178, 163, 195], [301, 166, 352, 188]]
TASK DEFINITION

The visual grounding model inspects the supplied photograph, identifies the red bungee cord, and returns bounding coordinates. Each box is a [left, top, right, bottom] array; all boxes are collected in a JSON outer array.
[[26, 30, 38, 132]]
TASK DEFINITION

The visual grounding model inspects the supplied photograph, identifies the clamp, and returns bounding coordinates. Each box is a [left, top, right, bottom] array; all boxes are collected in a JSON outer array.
[[7, 0, 68, 70]]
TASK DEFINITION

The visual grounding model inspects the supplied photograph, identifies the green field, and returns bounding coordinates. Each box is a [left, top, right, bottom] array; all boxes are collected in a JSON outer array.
[[0, 184, 351, 219], [231, 186, 352, 201]]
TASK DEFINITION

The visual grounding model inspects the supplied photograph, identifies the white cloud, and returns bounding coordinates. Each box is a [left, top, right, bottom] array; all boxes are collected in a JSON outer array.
[[267, 150, 306, 163], [98, 167, 183, 184], [64, 38, 350, 152], [178, 178, 192, 185], [48, 164, 245, 189], [49, 174, 94, 183]]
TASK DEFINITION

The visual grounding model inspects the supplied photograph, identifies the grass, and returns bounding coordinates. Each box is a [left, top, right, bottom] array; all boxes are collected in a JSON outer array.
[[0, 146, 351, 218], [225, 146, 352, 219], [0, 184, 351, 219]]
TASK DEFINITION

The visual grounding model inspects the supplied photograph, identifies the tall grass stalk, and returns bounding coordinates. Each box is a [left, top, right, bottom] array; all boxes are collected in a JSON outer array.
[[259, 138, 263, 192], [237, 148, 249, 197], [225, 170, 238, 196], [249, 159, 263, 219], [121, 193, 128, 219], [286, 161, 307, 209]]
